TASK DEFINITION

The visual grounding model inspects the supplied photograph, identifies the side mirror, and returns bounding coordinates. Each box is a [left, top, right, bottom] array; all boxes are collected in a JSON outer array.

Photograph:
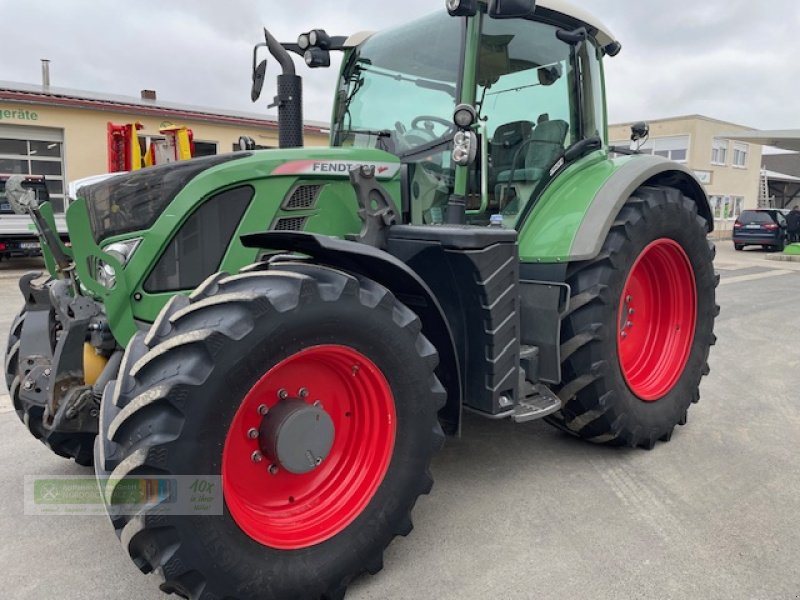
[[631, 122, 649, 143], [4, 175, 37, 215], [238, 136, 257, 151], [251, 59, 268, 103], [488, 0, 536, 19]]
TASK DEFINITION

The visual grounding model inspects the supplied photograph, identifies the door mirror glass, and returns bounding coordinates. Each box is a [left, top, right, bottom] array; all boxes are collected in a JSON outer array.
[[251, 59, 268, 103]]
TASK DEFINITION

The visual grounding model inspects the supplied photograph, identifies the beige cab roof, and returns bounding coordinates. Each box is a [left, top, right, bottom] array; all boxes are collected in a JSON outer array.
[[345, 1, 618, 49], [537, 0, 617, 47]]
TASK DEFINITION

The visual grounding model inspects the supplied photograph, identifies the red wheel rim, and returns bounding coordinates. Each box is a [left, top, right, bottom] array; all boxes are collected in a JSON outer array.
[[222, 345, 396, 550], [617, 239, 697, 401]]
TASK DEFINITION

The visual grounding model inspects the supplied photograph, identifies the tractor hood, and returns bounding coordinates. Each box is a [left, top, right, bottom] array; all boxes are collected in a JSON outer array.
[[77, 147, 401, 244]]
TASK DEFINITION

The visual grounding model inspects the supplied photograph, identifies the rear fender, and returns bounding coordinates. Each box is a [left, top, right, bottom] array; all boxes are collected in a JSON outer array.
[[241, 231, 463, 435], [518, 153, 712, 264]]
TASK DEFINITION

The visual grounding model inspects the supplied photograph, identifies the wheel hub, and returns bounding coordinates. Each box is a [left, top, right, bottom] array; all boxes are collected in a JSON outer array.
[[259, 399, 335, 474]]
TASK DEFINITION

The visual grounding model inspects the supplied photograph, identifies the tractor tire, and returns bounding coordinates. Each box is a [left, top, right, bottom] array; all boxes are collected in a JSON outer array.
[[547, 186, 718, 449], [4, 306, 96, 466], [5, 308, 26, 421], [95, 264, 446, 600]]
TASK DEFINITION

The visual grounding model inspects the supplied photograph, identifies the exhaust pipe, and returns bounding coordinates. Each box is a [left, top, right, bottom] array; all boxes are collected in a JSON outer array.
[[264, 29, 304, 149]]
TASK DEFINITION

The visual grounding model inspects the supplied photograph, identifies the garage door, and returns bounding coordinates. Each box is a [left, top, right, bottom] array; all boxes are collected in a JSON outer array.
[[0, 125, 65, 212]]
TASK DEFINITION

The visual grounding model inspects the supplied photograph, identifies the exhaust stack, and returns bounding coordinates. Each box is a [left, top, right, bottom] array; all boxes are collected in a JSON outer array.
[[264, 29, 304, 149]]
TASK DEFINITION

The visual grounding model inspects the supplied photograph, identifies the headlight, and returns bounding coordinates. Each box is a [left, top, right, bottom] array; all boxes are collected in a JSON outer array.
[[452, 130, 478, 166], [96, 238, 141, 290]]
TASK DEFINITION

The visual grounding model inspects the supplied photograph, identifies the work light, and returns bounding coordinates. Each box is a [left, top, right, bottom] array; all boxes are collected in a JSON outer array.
[[304, 48, 331, 68], [447, 0, 478, 16]]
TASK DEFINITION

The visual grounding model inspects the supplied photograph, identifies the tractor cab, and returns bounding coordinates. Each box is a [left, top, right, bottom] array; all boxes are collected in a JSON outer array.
[[271, 0, 619, 227]]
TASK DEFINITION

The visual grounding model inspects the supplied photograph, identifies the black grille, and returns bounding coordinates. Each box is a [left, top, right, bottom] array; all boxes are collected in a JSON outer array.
[[282, 184, 322, 210], [272, 216, 307, 231]]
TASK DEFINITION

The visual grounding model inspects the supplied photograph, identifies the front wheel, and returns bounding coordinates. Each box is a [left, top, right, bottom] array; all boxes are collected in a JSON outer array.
[[95, 264, 445, 599], [548, 186, 718, 449]]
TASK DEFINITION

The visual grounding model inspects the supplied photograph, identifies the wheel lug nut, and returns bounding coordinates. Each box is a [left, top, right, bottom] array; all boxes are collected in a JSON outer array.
[[626, 321, 633, 329], [628, 308, 635, 316], [251, 451, 263, 463], [268, 464, 279, 476], [23, 381, 33, 391], [257, 404, 269, 416], [313, 400, 322, 407], [626, 295, 632, 303], [277, 389, 288, 400], [299, 388, 309, 398], [247, 428, 259, 439], [621, 332, 628, 339]]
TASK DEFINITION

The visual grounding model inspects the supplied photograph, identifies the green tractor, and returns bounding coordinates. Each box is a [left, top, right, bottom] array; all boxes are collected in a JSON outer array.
[[5, 0, 718, 598]]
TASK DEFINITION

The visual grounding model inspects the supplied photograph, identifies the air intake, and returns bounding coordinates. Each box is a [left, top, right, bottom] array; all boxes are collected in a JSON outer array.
[[282, 184, 323, 210], [271, 216, 308, 231]]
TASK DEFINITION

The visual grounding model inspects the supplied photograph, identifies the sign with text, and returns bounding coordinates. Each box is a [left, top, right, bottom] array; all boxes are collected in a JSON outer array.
[[0, 107, 39, 121]]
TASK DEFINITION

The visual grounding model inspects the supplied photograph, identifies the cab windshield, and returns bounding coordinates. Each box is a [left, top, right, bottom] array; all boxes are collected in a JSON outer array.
[[332, 11, 463, 157]]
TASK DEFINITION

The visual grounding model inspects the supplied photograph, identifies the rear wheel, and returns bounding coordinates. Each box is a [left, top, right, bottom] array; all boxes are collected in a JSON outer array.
[[548, 186, 718, 448], [95, 264, 445, 600]]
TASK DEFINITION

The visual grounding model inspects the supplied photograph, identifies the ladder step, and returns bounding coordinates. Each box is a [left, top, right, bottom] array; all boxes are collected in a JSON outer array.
[[511, 384, 562, 423]]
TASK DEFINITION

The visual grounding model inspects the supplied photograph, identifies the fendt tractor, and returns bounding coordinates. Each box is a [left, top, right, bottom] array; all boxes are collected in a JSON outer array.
[[4, 1, 718, 598]]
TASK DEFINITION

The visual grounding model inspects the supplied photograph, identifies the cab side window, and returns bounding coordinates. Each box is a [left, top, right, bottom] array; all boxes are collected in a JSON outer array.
[[477, 18, 574, 218]]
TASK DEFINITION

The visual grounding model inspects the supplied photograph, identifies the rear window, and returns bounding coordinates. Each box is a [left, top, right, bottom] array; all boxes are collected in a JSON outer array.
[[738, 211, 774, 224]]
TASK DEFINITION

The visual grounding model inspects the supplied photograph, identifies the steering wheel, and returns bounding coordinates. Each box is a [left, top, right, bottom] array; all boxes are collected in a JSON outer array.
[[411, 115, 454, 132], [393, 115, 455, 154]]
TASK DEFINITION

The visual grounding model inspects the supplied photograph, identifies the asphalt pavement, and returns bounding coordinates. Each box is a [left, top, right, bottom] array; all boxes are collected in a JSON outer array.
[[0, 244, 799, 600]]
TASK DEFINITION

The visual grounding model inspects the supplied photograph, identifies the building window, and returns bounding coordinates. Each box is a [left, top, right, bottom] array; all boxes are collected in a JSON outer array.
[[0, 137, 66, 212], [732, 143, 748, 168], [711, 140, 728, 165], [709, 195, 744, 220], [193, 141, 217, 157], [629, 135, 689, 163]]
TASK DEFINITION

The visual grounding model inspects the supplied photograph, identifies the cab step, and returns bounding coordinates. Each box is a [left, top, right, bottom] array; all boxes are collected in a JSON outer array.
[[512, 384, 562, 423]]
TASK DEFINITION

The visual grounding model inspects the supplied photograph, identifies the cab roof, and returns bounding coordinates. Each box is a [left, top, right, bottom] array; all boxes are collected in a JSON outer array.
[[537, 0, 617, 48], [345, 1, 618, 51]]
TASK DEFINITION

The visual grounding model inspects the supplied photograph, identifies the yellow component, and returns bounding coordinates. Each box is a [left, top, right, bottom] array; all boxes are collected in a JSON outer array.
[[160, 125, 194, 161], [83, 343, 108, 386], [129, 122, 144, 171]]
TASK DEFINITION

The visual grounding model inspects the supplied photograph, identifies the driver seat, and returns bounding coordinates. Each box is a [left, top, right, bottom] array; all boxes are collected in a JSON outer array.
[[497, 118, 569, 185], [489, 120, 534, 192]]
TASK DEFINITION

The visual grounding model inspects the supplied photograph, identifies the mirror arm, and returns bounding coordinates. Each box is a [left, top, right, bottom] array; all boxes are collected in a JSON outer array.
[[28, 206, 71, 271]]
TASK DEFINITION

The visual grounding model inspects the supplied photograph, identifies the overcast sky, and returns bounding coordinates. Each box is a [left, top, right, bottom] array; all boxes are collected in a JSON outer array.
[[2, 0, 799, 130]]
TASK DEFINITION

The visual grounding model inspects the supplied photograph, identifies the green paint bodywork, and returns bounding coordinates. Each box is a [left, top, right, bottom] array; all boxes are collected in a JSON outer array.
[[516, 151, 632, 263], [35, 9, 694, 352], [65, 147, 401, 345]]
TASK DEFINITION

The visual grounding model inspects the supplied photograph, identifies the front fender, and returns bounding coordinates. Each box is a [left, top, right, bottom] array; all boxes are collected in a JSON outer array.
[[518, 152, 711, 264], [242, 231, 462, 435]]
